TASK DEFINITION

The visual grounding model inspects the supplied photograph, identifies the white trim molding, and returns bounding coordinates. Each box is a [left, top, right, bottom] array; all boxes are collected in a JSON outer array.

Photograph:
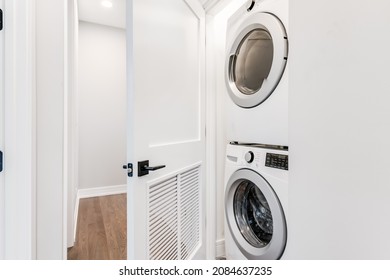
[[205, 13, 217, 260], [72, 194, 80, 243], [64, 0, 79, 252], [0, 0, 5, 260], [216, 239, 225, 258], [4, 0, 36, 260]]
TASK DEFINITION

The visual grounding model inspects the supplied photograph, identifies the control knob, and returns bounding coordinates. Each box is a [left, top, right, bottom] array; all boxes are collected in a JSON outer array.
[[245, 151, 254, 163]]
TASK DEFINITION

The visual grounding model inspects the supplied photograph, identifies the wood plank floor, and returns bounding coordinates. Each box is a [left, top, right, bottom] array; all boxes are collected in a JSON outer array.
[[67, 194, 127, 260]]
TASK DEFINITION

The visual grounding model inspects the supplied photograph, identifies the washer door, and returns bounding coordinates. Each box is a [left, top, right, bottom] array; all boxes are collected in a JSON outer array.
[[225, 169, 287, 259], [226, 12, 288, 108]]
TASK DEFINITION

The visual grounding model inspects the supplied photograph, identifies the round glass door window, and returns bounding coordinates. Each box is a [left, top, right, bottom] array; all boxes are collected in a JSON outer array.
[[234, 180, 273, 248], [226, 13, 288, 108], [233, 29, 274, 96], [225, 169, 287, 259]]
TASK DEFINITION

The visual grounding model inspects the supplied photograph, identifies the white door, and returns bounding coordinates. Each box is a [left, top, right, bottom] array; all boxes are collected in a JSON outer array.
[[127, 0, 206, 260], [0, 0, 4, 259]]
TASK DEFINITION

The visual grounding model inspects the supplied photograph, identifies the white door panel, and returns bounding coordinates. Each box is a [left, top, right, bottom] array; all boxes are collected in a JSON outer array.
[[127, 0, 206, 259]]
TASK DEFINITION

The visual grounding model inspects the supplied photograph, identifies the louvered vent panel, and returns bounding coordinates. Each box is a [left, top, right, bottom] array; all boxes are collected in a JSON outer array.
[[148, 177, 179, 260], [179, 166, 201, 260], [147, 164, 201, 260]]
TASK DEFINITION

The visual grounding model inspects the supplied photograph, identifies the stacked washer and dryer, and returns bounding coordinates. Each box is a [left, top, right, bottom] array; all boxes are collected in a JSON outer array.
[[223, 0, 289, 260]]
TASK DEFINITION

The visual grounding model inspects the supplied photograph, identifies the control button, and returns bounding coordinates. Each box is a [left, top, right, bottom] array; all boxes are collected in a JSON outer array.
[[245, 151, 254, 163]]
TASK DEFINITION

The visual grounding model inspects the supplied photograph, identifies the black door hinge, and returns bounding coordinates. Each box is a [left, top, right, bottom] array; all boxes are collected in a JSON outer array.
[[0, 9, 3, 31], [122, 163, 133, 177], [0, 151, 3, 172]]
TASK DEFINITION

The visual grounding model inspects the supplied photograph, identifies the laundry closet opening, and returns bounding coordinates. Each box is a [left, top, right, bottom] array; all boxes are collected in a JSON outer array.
[[66, 0, 127, 260]]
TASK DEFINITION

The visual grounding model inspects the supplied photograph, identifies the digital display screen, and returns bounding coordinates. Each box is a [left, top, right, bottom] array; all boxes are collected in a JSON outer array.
[[265, 153, 288, 170]]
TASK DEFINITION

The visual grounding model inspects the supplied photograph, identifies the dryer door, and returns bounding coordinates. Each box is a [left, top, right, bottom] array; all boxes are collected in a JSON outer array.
[[225, 169, 287, 259], [226, 12, 288, 108]]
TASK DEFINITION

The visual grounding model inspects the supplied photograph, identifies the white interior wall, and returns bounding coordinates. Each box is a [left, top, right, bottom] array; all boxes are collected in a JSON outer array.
[[288, 0, 390, 259], [77, 21, 126, 191], [214, 15, 228, 248], [210, 0, 247, 253], [36, 0, 65, 259]]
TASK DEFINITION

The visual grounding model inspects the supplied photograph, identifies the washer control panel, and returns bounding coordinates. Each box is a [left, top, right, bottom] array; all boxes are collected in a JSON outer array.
[[265, 153, 288, 170]]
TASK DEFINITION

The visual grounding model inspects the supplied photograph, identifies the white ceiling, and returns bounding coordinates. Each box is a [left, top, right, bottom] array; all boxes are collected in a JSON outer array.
[[199, 0, 210, 5], [77, 0, 219, 29], [78, 0, 126, 29]]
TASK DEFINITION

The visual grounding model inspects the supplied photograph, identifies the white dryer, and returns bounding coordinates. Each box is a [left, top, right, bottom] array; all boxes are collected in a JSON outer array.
[[224, 143, 288, 260], [225, 0, 289, 146]]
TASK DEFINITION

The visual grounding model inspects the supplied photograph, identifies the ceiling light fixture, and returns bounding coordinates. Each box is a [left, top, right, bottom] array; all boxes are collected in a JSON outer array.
[[101, 1, 113, 8]]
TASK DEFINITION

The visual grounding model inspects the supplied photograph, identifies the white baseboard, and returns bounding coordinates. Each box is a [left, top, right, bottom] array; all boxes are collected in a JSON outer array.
[[77, 184, 127, 199], [216, 239, 225, 258], [73, 184, 127, 241]]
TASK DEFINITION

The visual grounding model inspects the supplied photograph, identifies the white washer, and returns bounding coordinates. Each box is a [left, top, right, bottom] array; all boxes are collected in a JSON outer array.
[[224, 143, 288, 260], [225, 0, 289, 146]]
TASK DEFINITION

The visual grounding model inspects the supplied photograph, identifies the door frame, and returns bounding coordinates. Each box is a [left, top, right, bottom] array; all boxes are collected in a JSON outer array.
[[3, 0, 66, 260], [0, 0, 4, 260], [2, 0, 37, 259], [64, 0, 79, 252]]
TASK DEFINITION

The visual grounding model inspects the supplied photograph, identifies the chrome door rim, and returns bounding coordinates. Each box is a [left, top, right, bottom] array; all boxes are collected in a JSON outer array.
[[226, 12, 288, 108], [225, 169, 287, 259]]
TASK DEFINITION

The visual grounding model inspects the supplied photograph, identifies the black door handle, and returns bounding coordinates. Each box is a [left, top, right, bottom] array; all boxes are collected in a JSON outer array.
[[143, 165, 166, 171], [138, 160, 166, 177]]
